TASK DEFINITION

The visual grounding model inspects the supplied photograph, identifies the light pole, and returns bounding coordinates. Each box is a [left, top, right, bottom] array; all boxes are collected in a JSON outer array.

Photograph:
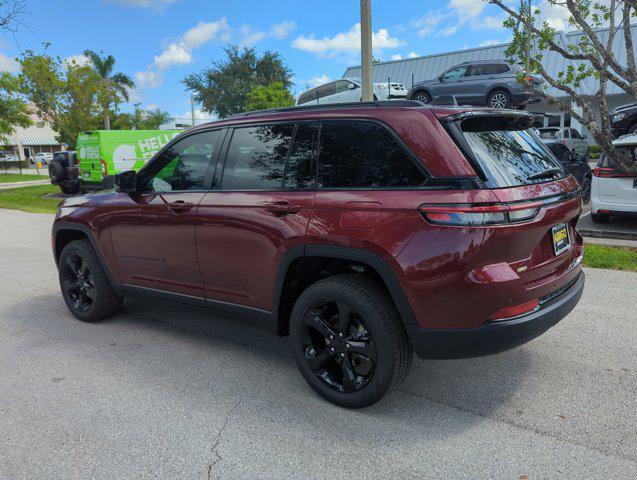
[[360, 0, 373, 102]]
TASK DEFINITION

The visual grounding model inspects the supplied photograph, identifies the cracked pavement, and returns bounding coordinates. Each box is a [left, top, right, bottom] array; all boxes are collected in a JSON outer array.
[[0, 209, 635, 479]]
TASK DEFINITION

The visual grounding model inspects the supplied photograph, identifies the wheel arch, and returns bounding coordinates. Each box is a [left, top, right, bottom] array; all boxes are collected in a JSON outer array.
[[273, 245, 416, 336], [485, 85, 512, 102], [409, 86, 432, 101], [53, 222, 118, 288]]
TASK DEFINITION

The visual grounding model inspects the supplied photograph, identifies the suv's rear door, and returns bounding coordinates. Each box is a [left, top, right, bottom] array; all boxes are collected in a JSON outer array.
[[595, 150, 637, 205], [196, 122, 317, 313]]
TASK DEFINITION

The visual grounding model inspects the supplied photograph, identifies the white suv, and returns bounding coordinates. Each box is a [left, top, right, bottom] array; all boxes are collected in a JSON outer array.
[[297, 77, 407, 105], [591, 134, 637, 222], [538, 127, 589, 160]]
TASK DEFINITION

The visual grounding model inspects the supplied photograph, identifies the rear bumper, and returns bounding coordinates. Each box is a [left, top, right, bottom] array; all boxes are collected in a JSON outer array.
[[406, 271, 585, 359]]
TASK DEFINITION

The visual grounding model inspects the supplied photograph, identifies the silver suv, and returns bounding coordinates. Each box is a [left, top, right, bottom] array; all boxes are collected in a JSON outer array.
[[407, 60, 541, 109]]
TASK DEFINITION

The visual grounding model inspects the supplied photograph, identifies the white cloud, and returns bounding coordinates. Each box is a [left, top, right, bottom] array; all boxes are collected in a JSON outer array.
[[407, 51, 419, 58], [449, 0, 485, 18], [479, 39, 503, 46], [239, 25, 267, 47], [63, 54, 90, 67], [135, 69, 162, 88], [475, 15, 506, 30], [271, 21, 296, 39], [154, 42, 192, 69], [537, 0, 571, 30], [438, 25, 459, 36], [145, 103, 159, 110], [0, 52, 19, 73], [391, 54, 403, 60], [411, 10, 450, 37], [103, 0, 178, 10], [306, 75, 330, 88], [292, 23, 405, 58], [182, 18, 229, 48]]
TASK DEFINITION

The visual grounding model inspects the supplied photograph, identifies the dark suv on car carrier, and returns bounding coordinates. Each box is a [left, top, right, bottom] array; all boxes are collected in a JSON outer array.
[[52, 101, 585, 408]]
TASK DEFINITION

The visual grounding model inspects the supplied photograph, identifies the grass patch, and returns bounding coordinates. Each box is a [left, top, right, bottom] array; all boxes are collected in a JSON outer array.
[[0, 184, 62, 214], [0, 173, 46, 183], [584, 244, 637, 271]]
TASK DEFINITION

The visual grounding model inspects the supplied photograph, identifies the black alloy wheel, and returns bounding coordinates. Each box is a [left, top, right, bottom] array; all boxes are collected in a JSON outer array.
[[300, 299, 376, 393], [61, 253, 96, 313]]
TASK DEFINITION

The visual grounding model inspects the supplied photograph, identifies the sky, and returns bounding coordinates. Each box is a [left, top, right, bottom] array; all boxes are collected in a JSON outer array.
[[0, 0, 571, 121]]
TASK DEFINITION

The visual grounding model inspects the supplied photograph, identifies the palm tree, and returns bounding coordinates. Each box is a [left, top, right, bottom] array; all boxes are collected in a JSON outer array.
[[83, 50, 135, 130]]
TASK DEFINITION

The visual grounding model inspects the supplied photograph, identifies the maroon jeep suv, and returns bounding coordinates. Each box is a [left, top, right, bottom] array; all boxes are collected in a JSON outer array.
[[52, 101, 585, 408]]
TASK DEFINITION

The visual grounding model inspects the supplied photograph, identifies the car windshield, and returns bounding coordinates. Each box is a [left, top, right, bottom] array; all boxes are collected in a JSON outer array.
[[538, 129, 559, 140], [459, 117, 565, 187]]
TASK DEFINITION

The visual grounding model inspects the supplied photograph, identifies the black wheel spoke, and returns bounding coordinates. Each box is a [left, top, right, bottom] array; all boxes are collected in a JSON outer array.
[[65, 256, 80, 276], [340, 355, 357, 393], [306, 348, 331, 372], [348, 340, 375, 363], [84, 286, 97, 301], [310, 313, 336, 340], [335, 301, 352, 334]]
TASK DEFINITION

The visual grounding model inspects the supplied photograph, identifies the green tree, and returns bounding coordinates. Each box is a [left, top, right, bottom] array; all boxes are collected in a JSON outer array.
[[83, 50, 135, 130], [489, 0, 637, 171], [0, 72, 31, 144], [111, 106, 171, 130], [183, 44, 293, 118], [19, 49, 102, 148], [245, 82, 295, 111]]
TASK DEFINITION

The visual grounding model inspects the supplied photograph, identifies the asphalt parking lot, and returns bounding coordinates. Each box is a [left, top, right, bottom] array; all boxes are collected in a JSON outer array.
[[0, 209, 635, 479]]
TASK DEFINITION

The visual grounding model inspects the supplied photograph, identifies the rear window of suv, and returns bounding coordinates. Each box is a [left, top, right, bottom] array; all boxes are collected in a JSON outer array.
[[454, 116, 565, 188]]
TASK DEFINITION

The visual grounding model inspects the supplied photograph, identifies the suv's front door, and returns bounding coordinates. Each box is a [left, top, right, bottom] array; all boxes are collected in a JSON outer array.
[[108, 129, 223, 299], [433, 65, 469, 102], [197, 122, 317, 313]]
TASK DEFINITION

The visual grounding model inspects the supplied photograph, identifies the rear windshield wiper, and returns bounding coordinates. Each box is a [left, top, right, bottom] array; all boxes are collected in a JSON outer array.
[[527, 167, 563, 181]]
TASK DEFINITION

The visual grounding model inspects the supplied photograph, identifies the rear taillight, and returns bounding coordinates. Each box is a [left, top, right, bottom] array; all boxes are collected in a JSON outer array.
[[593, 167, 636, 178], [420, 202, 541, 226], [490, 299, 540, 321], [100, 158, 108, 176]]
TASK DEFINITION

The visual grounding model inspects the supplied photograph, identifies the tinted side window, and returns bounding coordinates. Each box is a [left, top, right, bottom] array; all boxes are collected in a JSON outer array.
[[317, 83, 336, 99], [285, 123, 316, 189], [495, 63, 510, 74], [563, 129, 570, 138], [442, 66, 468, 80], [318, 122, 427, 188], [335, 80, 351, 93], [145, 130, 220, 192], [222, 124, 294, 190], [298, 90, 316, 105], [570, 129, 581, 139]]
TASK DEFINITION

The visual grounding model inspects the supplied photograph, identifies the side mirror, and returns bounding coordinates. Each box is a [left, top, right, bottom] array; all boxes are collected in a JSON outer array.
[[115, 170, 138, 193]]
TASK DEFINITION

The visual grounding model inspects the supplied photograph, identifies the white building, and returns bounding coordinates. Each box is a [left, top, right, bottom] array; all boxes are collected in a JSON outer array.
[[1, 107, 64, 160], [343, 25, 636, 142]]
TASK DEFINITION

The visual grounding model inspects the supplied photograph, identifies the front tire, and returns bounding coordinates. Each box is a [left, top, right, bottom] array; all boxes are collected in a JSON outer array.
[[290, 274, 412, 408], [412, 91, 431, 104], [58, 239, 122, 322]]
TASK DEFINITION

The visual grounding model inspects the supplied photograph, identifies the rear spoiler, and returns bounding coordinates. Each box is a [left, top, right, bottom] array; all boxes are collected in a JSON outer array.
[[438, 110, 535, 130]]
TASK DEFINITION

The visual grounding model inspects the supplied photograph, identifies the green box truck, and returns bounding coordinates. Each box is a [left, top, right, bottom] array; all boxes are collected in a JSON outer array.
[[50, 130, 183, 194], [78, 129, 182, 186]]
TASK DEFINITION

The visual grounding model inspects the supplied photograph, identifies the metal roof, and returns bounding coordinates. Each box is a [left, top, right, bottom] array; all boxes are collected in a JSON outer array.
[[343, 25, 637, 97]]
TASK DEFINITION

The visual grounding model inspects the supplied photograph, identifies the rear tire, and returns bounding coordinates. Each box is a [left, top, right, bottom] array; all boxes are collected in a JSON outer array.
[[591, 213, 610, 223], [48, 161, 65, 184], [581, 176, 591, 205], [58, 239, 122, 322], [290, 274, 412, 408], [487, 89, 511, 109], [412, 91, 431, 104]]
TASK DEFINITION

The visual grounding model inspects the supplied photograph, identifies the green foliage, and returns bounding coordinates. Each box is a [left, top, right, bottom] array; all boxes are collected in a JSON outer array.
[[19, 50, 105, 148], [183, 44, 293, 118], [0, 71, 31, 142], [111, 107, 171, 130], [245, 82, 295, 111], [83, 50, 135, 130]]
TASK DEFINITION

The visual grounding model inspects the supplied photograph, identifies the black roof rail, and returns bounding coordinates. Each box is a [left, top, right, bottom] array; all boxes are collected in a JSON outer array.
[[226, 100, 425, 119]]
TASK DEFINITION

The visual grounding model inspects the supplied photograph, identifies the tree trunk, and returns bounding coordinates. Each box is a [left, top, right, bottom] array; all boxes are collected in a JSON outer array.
[[103, 107, 110, 130]]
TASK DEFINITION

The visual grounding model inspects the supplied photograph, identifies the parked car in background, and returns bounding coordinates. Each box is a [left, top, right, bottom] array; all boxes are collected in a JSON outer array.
[[544, 142, 592, 203], [538, 127, 589, 160], [590, 134, 637, 222], [33, 152, 53, 165], [52, 102, 584, 408], [297, 77, 407, 105], [610, 102, 637, 138], [48, 151, 79, 194], [407, 60, 542, 109]]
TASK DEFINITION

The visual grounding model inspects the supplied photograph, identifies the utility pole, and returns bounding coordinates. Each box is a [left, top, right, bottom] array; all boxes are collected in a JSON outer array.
[[360, 0, 373, 102], [190, 93, 196, 127]]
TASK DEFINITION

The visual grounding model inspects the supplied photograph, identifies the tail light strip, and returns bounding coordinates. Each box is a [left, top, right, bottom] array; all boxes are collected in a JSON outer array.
[[420, 189, 580, 227], [593, 167, 636, 178]]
